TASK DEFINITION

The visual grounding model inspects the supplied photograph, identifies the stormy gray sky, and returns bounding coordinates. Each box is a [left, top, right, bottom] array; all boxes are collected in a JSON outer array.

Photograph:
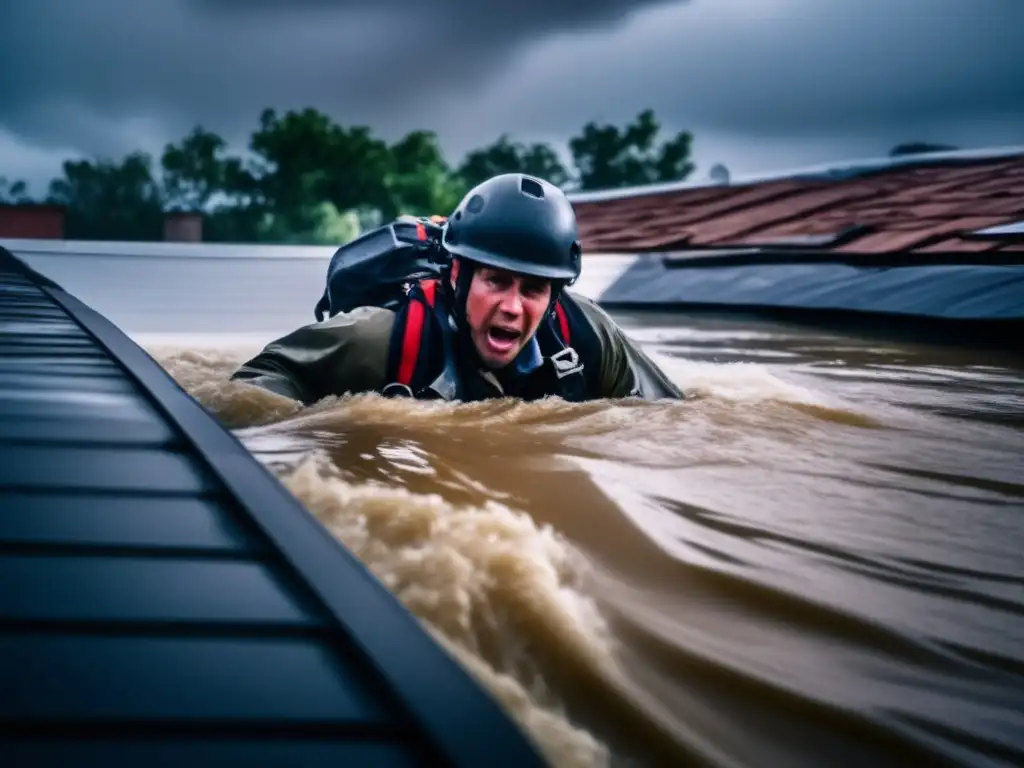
[[1, 0, 1022, 197]]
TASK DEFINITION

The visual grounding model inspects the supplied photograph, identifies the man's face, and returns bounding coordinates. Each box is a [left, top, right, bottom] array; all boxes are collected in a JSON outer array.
[[462, 264, 553, 369]]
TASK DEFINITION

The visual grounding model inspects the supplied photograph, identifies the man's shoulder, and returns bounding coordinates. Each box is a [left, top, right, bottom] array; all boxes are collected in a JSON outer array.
[[561, 290, 619, 337], [562, 289, 607, 315], [562, 290, 599, 310], [297, 305, 398, 375], [231, 305, 400, 402], [312, 305, 397, 340], [301, 305, 400, 394]]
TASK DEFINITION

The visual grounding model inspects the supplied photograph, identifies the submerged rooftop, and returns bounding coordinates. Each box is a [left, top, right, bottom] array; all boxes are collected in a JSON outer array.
[[569, 145, 1024, 255]]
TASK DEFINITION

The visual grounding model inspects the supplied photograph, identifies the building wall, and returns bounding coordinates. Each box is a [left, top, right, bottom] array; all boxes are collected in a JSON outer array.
[[0, 205, 65, 239]]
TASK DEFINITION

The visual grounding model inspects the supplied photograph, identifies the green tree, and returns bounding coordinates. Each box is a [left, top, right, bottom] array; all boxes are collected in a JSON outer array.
[[0, 177, 33, 204], [568, 108, 695, 191], [31, 105, 703, 243], [308, 202, 362, 244], [385, 129, 464, 219], [46, 152, 164, 240], [160, 125, 231, 211], [456, 134, 570, 189], [240, 107, 393, 240], [224, 109, 462, 240]]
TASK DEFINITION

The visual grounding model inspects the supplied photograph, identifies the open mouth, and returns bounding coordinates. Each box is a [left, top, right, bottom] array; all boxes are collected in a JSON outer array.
[[486, 325, 521, 353]]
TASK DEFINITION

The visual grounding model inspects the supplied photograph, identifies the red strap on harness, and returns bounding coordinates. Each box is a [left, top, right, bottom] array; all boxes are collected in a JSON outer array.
[[396, 279, 437, 385], [555, 300, 570, 344]]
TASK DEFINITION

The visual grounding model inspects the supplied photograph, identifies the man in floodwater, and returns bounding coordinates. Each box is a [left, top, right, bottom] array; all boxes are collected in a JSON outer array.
[[231, 173, 683, 404]]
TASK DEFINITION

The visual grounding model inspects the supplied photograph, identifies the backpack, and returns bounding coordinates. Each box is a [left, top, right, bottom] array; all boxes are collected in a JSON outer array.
[[314, 218, 599, 401], [314, 217, 446, 322]]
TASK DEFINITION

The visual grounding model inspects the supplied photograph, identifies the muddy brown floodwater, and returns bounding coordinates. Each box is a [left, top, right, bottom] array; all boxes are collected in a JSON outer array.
[[152, 311, 1024, 768]]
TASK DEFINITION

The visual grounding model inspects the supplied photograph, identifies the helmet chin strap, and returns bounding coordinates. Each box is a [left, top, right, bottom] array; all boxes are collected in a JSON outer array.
[[445, 258, 473, 327], [443, 259, 483, 369]]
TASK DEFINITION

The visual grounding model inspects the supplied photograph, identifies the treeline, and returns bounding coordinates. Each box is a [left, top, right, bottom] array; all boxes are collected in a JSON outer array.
[[0, 108, 698, 244]]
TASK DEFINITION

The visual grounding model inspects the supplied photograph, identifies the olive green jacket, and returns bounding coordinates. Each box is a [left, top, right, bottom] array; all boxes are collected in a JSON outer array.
[[230, 292, 683, 404]]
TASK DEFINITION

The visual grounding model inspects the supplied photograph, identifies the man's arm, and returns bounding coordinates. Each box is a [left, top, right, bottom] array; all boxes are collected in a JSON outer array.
[[569, 293, 685, 400], [231, 307, 396, 405]]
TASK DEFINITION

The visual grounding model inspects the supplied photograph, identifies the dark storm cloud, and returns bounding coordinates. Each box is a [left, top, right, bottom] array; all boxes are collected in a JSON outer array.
[[0, 0, 1021, 193], [427, 0, 1024, 179], [471, 0, 1024, 138], [668, 0, 1024, 135], [0, 0, 675, 157]]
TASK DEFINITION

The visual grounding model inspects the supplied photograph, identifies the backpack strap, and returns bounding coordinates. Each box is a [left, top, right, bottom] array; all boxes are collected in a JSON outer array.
[[554, 300, 570, 345], [383, 279, 443, 398], [395, 279, 436, 386], [544, 292, 602, 399]]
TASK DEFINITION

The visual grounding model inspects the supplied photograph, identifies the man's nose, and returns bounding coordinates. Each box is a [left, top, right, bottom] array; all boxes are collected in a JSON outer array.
[[498, 289, 523, 316]]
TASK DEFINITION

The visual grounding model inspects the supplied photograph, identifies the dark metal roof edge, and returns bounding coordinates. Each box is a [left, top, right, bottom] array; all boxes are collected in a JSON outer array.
[[0, 245, 547, 768], [595, 301, 1024, 349], [0, 246, 63, 290]]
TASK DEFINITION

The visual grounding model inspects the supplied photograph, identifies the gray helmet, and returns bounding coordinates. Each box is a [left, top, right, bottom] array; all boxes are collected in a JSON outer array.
[[442, 173, 582, 284]]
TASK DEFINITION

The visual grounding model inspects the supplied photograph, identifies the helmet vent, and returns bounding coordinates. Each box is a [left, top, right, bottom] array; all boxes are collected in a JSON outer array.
[[466, 194, 485, 214], [520, 177, 544, 198]]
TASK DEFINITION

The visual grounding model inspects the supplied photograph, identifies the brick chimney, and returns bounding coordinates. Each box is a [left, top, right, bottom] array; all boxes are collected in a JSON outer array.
[[163, 211, 203, 242]]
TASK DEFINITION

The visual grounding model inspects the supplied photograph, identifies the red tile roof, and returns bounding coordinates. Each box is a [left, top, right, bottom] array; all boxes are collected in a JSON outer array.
[[570, 149, 1024, 254]]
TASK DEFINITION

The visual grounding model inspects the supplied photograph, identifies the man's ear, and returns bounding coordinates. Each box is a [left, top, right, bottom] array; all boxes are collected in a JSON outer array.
[[450, 258, 460, 286]]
